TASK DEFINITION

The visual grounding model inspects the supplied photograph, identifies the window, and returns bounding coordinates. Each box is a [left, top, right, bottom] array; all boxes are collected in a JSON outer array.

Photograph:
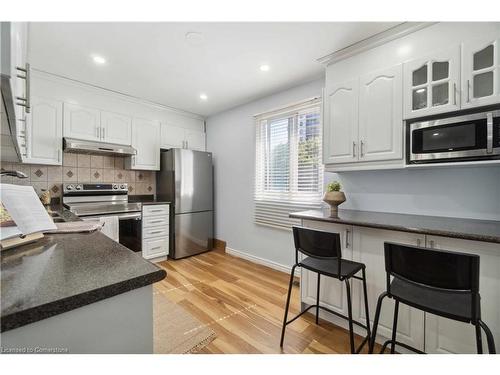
[[255, 98, 323, 229]]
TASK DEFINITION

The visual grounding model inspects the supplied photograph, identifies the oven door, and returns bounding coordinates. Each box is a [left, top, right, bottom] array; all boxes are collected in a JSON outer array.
[[409, 111, 499, 163], [81, 212, 142, 252], [118, 213, 142, 253]]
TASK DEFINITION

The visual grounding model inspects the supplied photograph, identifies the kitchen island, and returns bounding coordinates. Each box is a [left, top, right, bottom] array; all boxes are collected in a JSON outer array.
[[1, 225, 166, 353], [290, 209, 500, 354]]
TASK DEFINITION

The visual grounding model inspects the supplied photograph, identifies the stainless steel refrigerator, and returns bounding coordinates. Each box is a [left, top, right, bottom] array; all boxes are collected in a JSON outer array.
[[156, 149, 213, 259]]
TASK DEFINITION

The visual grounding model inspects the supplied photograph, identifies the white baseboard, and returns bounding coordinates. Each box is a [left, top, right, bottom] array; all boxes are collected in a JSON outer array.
[[225, 247, 300, 277]]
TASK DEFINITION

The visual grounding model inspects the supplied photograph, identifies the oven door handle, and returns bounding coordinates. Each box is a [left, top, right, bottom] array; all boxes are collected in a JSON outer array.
[[487, 112, 493, 154], [117, 213, 141, 220], [81, 213, 141, 221]]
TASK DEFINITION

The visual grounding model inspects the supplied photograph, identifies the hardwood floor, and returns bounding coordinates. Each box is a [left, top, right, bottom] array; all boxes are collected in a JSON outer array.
[[154, 249, 380, 354]]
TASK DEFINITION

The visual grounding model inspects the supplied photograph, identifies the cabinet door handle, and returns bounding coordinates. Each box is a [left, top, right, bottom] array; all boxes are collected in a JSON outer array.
[[429, 240, 435, 248], [345, 229, 350, 248], [360, 140, 365, 157], [417, 239, 421, 247], [352, 141, 356, 157], [453, 82, 457, 105], [16, 63, 31, 113], [150, 246, 162, 250], [467, 80, 471, 103], [96, 127, 100, 138], [101, 127, 105, 139], [149, 230, 163, 234]]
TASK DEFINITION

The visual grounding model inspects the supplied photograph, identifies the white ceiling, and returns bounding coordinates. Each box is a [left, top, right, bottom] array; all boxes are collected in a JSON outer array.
[[29, 22, 400, 117]]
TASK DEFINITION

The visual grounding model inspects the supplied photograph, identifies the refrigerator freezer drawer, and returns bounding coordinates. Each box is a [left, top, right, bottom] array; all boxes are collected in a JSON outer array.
[[173, 211, 213, 259]]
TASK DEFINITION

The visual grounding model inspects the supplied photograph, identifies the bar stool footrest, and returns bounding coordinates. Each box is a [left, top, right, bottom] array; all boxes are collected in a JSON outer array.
[[379, 339, 426, 354], [285, 304, 370, 353]]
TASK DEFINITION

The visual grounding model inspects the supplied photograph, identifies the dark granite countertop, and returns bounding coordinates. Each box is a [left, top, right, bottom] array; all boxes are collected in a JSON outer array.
[[128, 195, 170, 206], [1, 215, 166, 332], [290, 209, 500, 244]]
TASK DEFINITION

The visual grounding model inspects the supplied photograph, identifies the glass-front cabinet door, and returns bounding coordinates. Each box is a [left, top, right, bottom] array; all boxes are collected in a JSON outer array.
[[403, 45, 460, 119], [462, 35, 500, 108]]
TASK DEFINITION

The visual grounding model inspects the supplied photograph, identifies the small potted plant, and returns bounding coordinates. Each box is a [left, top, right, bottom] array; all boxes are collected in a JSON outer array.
[[323, 181, 346, 217]]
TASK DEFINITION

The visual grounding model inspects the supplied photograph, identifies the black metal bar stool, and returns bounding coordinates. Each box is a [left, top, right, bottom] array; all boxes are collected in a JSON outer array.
[[280, 226, 371, 354], [369, 242, 496, 354]]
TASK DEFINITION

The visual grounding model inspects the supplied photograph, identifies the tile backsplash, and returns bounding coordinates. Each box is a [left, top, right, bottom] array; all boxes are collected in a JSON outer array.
[[0, 152, 156, 198]]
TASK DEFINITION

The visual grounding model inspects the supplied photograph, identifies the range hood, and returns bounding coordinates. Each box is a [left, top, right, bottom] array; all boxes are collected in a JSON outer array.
[[63, 138, 137, 157]]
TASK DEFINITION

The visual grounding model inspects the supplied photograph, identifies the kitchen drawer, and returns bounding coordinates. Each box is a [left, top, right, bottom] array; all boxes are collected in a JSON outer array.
[[143, 216, 169, 228], [143, 204, 169, 217], [142, 236, 169, 259], [143, 225, 169, 239]]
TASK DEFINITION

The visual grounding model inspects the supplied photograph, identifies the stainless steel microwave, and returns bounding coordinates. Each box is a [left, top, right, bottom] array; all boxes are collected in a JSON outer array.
[[408, 110, 500, 164]]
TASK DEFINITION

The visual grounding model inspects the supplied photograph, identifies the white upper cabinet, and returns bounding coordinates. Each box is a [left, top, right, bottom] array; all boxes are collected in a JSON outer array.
[[127, 118, 160, 170], [24, 96, 63, 165], [100, 111, 132, 145], [323, 80, 358, 164], [462, 35, 500, 108], [160, 123, 206, 151], [63, 103, 100, 141], [359, 64, 403, 162], [185, 129, 206, 151], [404, 45, 461, 119], [160, 123, 185, 148], [63, 105, 131, 145]]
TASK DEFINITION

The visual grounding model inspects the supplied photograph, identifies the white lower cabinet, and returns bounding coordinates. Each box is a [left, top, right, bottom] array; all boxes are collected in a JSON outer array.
[[142, 204, 169, 260], [301, 221, 354, 321], [298, 221, 500, 353], [351, 227, 425, 352], [424, 236, 500, 354]]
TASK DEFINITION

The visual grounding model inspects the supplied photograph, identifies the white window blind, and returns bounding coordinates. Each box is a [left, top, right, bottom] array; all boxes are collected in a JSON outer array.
[[254, 98, 323, 229]]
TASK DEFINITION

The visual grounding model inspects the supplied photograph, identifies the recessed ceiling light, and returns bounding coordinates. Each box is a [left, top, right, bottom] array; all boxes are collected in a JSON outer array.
[[260, 64, 270, 72], [92, 55, 107, 65], [199, 93, 208, 101], [185, 32, 205, 46]]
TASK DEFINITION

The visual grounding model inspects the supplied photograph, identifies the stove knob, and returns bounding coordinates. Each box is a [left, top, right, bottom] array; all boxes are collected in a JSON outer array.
[[66, 184, 74, 191], [76, 184, 82, 190], [120, 184, 126, 190], [112, 184, 118, 190]]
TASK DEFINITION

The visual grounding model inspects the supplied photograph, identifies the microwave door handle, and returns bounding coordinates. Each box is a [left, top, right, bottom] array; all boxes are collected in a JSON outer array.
[[487, 112, 493, 154]]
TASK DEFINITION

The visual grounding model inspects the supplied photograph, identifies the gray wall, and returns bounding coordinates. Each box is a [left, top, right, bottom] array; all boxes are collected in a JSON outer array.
[[206, 78, 500, 269], [325, 168, 500, 221], [206, 78, 325, 267]]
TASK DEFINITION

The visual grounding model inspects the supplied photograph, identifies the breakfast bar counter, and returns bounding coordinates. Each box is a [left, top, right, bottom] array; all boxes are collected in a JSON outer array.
[[290, 208, 500, 354], [290, 209, 500, 244]]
